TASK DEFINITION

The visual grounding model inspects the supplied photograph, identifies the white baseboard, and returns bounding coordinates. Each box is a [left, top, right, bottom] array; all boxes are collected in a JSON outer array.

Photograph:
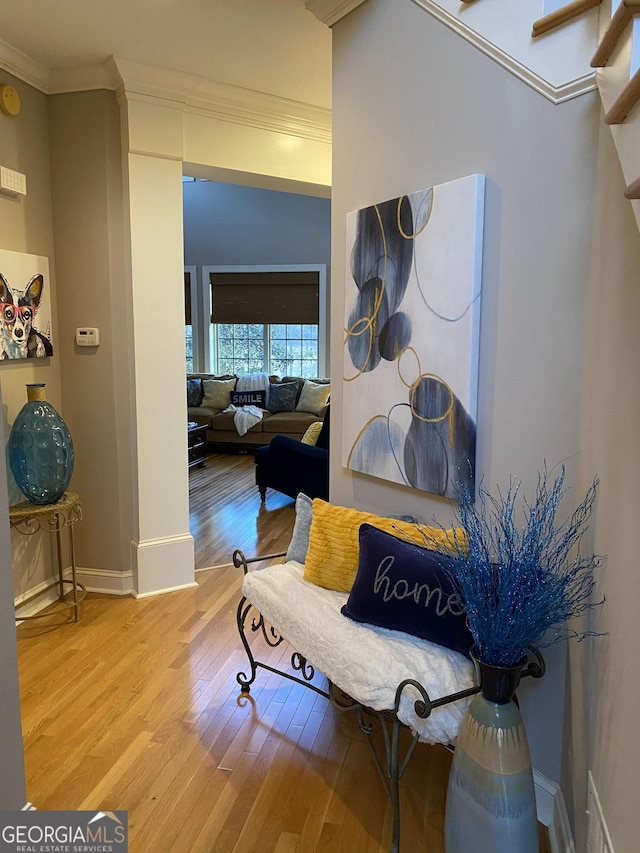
[[75, 566, 134, 596], [131, 533, 196, 597], [535, 769, 576, 853], [14, 580, 62, 620], [14, 567, 135, 620], [133, 580, 199, 599]]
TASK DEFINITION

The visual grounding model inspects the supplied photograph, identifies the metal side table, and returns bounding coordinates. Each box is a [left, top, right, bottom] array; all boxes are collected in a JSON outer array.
[[11, 491, 86, 623]]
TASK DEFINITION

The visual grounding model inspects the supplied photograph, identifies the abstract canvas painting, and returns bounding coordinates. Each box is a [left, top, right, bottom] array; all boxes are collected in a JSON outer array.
[[342, 174, 485, 499], [0, 248, 53, 359]]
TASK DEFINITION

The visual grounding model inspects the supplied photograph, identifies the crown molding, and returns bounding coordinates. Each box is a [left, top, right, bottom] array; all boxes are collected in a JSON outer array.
[[47, 61, 121, 94], [305, 0, 369, 27], [411, 0, 598, 104], [0, 38, 49, 92], [0, 42, 331, 145], [113, 57, 332, 144]]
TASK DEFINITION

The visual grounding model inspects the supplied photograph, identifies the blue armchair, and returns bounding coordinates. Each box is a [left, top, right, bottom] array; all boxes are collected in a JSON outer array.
[[255, 405, 330, 502]]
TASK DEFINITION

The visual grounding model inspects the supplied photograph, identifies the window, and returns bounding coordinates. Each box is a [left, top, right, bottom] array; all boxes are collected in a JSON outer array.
[[214, 322, 319, 377], [201, 265, 327, 376], [184, 267, 197, 373], [185, 325, 194, 372], [216, 323, 265, 375], [270, 323, 318, 377]]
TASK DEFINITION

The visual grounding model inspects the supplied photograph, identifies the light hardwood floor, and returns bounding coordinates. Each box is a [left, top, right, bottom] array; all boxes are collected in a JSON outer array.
[[16, 451, 550, 852], [189, 450, 295, 570]]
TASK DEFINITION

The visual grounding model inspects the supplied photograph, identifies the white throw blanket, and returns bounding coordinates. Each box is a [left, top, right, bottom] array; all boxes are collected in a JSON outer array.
[[236, 372, 270, 401], [242, 560, 477, 744], [226, 404, 264, 436], [227, 372, 270, 435]]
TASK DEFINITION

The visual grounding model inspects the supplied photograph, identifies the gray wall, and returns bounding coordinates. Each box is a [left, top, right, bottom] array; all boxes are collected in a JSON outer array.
[[331, 0, 599, 786], [48, 90, 134, 579], [0, 69, 50, 809], [183, 180, 331, 372], [0, 393, 26, 808], [183, 179, 331, 268]]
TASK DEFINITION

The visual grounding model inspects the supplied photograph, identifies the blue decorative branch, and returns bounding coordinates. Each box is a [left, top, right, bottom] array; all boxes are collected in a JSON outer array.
[[420, 466, 605, 667]]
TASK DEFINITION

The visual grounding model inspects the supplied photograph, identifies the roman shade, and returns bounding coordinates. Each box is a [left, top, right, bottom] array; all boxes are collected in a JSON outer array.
[[210, 270, 319, 324]]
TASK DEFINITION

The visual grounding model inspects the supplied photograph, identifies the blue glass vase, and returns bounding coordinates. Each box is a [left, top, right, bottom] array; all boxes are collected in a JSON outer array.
[[9, 383, 74, 505], [444, 652, 538, 853]]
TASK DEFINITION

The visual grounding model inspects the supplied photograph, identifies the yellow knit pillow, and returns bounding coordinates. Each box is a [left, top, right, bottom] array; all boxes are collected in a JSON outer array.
[[301, 421, 323, 445], [303, 499, 464, 593]]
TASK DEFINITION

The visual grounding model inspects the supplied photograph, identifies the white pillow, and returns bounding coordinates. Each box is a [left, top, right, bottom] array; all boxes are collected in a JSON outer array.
[[295, 380, 330, 416], [202, 377, 237, 409]]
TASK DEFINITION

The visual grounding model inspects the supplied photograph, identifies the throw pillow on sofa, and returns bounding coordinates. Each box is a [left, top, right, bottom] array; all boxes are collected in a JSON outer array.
[[296, 380, 330, 415], [231, 389, 266, 408], [187, 378, 203, 407], [341, 524, 473, 657], [301, 421, 323, 445], [202, 377, 237, 409], [267, 381, 298, 413]]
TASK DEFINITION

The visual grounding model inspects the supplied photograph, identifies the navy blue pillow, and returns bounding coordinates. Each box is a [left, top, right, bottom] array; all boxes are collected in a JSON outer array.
[[231, 389, 266, 408], [341, 524, 473, 657], [187, 378, 203, 407], [267, 381, 298, 413]]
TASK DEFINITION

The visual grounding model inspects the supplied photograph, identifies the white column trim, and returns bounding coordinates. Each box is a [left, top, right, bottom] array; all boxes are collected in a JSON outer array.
[[131, 534, 197, 598]]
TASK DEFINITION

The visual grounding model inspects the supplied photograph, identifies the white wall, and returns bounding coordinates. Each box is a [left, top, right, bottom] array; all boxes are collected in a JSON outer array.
[[331, 0, 599, 786], [332, 1, 640, 848], [569, 116, 640, 852]]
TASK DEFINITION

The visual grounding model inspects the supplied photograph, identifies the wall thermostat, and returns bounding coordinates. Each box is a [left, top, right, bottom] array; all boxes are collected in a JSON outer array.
[[75, 327, 100, 347]]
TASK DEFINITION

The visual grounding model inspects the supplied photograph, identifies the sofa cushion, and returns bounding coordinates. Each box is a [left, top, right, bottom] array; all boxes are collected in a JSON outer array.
[[202, 377, 237, 409], [186, 377, 203, 407], [261, 411, 319, 435], [267, 381, 298, 413], [296, 379, 331, 415], [341, 525, 473, 657], [208, 410, 267, 433]]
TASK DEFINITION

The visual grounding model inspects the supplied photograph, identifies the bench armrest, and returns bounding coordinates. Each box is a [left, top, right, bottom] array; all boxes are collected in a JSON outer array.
[[232, 548, 287, 575]]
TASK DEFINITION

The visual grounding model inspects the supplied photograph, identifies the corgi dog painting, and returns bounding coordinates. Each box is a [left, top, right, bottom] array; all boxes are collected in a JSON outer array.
[[0, 270, 53, 359]]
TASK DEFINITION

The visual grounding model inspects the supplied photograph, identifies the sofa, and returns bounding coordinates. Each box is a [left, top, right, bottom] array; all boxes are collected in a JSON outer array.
[[255, 404, 330, 501], [187, 373, 330, 450]]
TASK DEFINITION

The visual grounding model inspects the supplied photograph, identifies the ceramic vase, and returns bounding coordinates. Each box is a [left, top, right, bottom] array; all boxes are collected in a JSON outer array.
[[444, 652, 538, 853], [9, 383, 74, 505]]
